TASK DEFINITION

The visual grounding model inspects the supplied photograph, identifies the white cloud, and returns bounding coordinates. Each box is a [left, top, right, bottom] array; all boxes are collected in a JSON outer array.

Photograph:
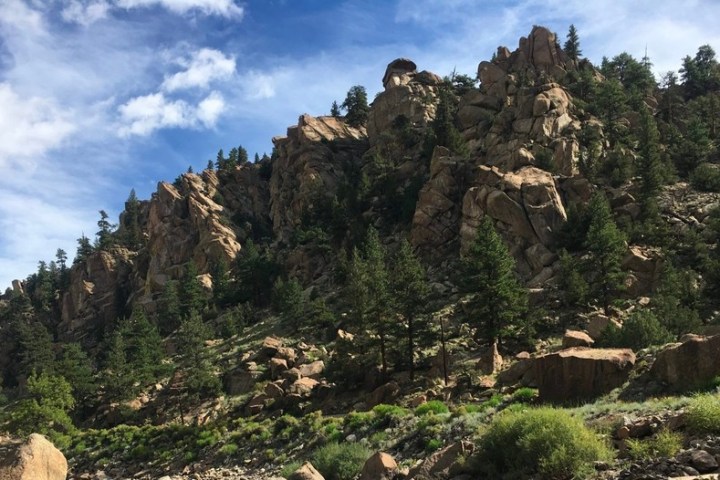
[[0, 83, 76, 168], [118, 90, 225, 136], [241, 70, 278, 100], [162, 48, 236, 92], [0, 0, 45, 34], [196, 90, 225, 126], [115, 0, 243, 17], [61, 0, 112, 26]]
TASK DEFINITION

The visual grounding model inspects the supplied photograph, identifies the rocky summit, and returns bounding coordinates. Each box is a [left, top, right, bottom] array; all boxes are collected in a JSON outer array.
[[2, 23, 720, 480]]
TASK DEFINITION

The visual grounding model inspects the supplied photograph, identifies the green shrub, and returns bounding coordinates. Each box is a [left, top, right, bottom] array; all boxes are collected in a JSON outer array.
[[425, 438, 443, 452], [280, 461, 303, 479], [598, 310, 673, 350], [686, 393, 720, 433], [511, 388, 538, 404], [626, 429, 683, 460], [690, 163, 720, 192], [219, 443, 239, 456], [371, 404, 409, 427], [475, 407, 612, 479], [480, 394, 504, 411], [415, 400, 449, 416], [311, 442, 373, 480]]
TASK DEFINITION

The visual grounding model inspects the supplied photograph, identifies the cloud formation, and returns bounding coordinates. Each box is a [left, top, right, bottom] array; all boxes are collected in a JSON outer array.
[[0, 83, 76, 168], [59, 0, 243, 25], [162, 48, 236, 92], [118, 90, 224, 136]]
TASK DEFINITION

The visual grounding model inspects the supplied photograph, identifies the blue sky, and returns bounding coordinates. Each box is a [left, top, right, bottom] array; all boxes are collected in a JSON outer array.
[[1, 0, 719, 289]]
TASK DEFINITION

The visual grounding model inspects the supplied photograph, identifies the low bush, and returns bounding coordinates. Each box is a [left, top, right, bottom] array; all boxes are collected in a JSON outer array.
[[279, 461, 303, 479], [690, 163, 720, 192], [511, 388, 538, 404], [311, 442, 373, 480], [598, 310, 673, 351], [686, 393, 720, 434], [415, 400, 449, 416], [626, 429, 683, 460], [474, 406, 612, 479]]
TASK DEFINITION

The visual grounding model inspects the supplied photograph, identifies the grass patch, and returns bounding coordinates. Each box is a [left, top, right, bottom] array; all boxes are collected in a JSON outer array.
[[415, 400, 449, 416]]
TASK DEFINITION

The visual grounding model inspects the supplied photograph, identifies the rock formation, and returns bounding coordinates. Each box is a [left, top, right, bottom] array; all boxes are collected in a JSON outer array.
[[534, 347, 636, 402], [650, 334, 720, 391], [0, 434, 68, 480]]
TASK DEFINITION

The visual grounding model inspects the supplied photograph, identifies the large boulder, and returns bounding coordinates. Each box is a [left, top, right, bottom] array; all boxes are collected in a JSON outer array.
[[0, 434, 68, 480], [359, 452, 397, 480], [407, 441, 474, 480], [534, 348, 636, 402], [650, 334, 720, 391], [288, 462, 325, 480]]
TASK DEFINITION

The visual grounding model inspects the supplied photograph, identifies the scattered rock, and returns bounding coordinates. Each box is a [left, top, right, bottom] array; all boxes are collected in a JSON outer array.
[[562, 330, 595, 348], [359, 452, 397, 480], [650, 334, 720, 391], [288, 462, 325, 480], [407, 441, 474, 480]]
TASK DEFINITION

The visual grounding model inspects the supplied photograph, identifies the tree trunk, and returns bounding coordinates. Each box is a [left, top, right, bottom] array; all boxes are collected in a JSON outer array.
[[408, 314, 415, 382]]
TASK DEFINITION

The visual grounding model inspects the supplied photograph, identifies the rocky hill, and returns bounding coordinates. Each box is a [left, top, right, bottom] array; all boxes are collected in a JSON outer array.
[[2, 25, 720, 480]]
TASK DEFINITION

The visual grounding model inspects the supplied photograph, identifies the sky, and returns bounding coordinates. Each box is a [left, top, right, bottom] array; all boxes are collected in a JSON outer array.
[[1, 0, 719, 289]]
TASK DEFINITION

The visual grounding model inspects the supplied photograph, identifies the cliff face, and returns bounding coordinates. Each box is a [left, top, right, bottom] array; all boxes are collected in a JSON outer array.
[[52, 25, 654, 341]]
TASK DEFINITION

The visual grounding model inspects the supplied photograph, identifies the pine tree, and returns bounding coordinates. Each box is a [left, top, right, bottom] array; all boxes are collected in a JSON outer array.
[[461, 216, 528, 345], [341, 85, 370, 127], [361, 227, 392, 375], [227, 147, 239, 169], [95, 210, 116, 250], [235, 240, 279, 307], [391, 240, 430, 381], [176, 313, 221, 404], [431, 87, 465, 154], [636, 106, 664, 223], [271, 277, 305, 329], [102, 329, 133, 401], [9, 372, 75, 437], [564, 24, 582, 61], [57, 343, 95, 404], [584, 192, 627, 314], [215, 149, 227, 170], [206, 159, 214, 171], [15, 321, 55, 376], [179, 262, 205, 318], [330, 100, 341, 117], [158, 279, 182, 335], [557, 249, 588, 308], [238, 145, 249, 164], [122, 189, 142, 250], [122, 308, 164, 384], [210, 259, 231, 309]]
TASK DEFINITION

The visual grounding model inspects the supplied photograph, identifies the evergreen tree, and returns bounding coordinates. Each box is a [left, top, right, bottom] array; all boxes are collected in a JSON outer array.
[[238, 145, 249, 164], [584, 193, 627, 314], [330, 100, 341, 117], [680, 44, 720, 99], [431, 87, 465, 154], [651, 264, 701, 337], [235, 240, 279, 307], [215, 149, 227, 170], [206, 159, 214, 171], [210, 259, 231, 309], [179, 262, 205, 317], [271, 277, 305, 329], [461, 216, 528, 345], [15, 320, 55, 376], [635, 106, 664, 222], [102, 329, 133, 401], [122, 308, 165, 384], [176, 313, 221, 405], [674, 118, 712, 176], [57, 343, 95, 404], [557, 249, 588, 308], [564, 24, 582, 61], [391, 240, 430, 381], [341, 85, 370, 127], [74, 234, 93, 264], [122, 189, 142, 250], [227, 147, 239, 169], [9, 372, 75, 437], [361, 227, 392, 375], [95, 210, 116, 250], [158, 279, 182, 335], [593, 79, 627, 145], [254, 152, 260, 163]]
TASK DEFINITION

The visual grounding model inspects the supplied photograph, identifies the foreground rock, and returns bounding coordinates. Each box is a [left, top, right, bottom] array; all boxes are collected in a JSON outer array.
[[287, 462, 324, 480], [359, 452, 397, 480], [534, 348, 636, 402], [0, 434, 68, 480], [650, 334, 720, 391]]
